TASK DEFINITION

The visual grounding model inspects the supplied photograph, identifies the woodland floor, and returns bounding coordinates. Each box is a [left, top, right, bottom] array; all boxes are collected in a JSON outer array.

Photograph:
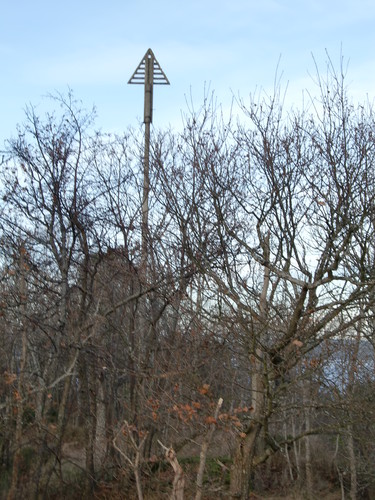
[[5, 439, 342, 499]]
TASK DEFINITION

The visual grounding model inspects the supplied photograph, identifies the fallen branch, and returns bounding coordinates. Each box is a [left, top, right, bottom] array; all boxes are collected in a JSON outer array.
[[158, 440, 185, 500]]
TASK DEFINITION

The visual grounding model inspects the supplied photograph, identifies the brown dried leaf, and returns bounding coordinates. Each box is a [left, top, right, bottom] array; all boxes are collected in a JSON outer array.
[[292, 339, 303, 348]]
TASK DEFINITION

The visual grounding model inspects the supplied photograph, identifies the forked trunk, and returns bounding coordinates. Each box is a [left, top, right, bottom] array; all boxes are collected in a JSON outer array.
[[230, 421, 261, 499], [230, 232, 269, 499]]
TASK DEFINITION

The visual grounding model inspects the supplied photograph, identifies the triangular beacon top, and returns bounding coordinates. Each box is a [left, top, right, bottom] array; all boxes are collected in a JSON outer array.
[[128, 48, 170, 85]]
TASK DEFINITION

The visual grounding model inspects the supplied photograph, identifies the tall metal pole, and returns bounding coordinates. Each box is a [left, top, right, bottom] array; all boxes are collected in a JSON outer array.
[[128, 49, 169, 267], [142, 118, 150, 266], [142, 51, 153, 265]]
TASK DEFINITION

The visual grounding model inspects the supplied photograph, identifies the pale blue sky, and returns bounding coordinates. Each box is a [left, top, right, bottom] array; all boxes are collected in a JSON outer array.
[[1, 0, 375, 146]]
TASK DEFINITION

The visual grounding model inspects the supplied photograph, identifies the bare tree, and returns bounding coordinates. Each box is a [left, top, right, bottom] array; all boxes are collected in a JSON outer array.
[[0, 92, 109, 496], [154, 62, 375, 498], [1, 57, 375, 499]]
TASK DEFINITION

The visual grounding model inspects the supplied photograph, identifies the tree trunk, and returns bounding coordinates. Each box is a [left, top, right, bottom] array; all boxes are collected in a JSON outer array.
[[231, 344, 264, 497], [8, 245, 28, 500], [195, 397, 223, 500], [230, 421, 261, 499], [347, 422, 357, 500], [37, 365, 74, 495], [230, 233, 270, 499], [291, 401, 301, 480], [94, 370, 107, 471], [283, 411, 294, 481], [303, 383, 314, 499], [78, 349, 96, 496]]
